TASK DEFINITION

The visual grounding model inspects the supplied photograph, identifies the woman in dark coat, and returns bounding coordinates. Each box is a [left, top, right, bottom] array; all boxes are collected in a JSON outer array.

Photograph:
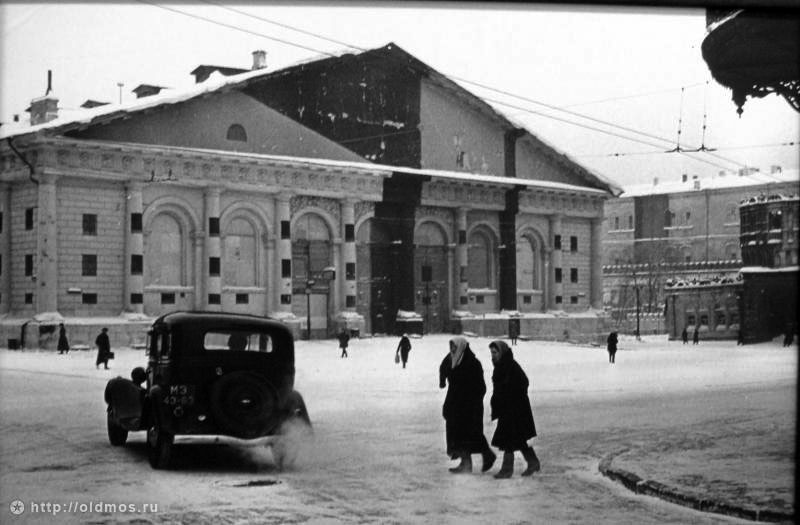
[[489, 340, 540, 478], [57, 323, 70, 354], [606, 331, 618, 364], [439, 336, 496, 474], [95, 327, 111, 369], [396, 334, 412, 369]]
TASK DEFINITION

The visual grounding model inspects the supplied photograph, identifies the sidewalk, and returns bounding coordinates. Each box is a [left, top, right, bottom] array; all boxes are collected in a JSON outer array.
[[599, 414, 795, 523]]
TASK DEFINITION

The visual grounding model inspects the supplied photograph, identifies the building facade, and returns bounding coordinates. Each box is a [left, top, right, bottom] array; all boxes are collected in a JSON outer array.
[[1, 45, 618, 347], [602, 169, 799, 335]]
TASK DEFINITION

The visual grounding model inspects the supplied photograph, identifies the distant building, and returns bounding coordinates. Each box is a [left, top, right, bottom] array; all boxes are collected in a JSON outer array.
[[738, 194, 798, 342], [1, 44, 618, 348], [603, 168, 799, 336]]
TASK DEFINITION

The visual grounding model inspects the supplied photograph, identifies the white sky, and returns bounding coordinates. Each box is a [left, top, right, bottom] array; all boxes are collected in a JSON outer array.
[[1, 2, 798, 189]]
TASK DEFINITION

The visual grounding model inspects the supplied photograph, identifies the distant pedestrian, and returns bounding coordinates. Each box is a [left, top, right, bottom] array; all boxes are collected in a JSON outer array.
[[737, 330, 744, 346], [396, 334, 412, 369], [681, 327, 688, 344], [606, 331, 618, 364], [783, 328, 793, 347], [57, 323, 70, 354], [509, 321, 519, 346], [693, 326, 699, 345], [338, 329, 350, 358], [439, 336, 496, 474], [95, 327, 111, 369], [488, 340, 540, 478]]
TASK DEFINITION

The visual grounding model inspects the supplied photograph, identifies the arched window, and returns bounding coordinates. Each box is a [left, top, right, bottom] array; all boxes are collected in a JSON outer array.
[[467, 229, 493, 289], [516, 234, 542, 290], [415, 222, 446, 246], [223, 218, 257, 286], [664, 209, 674, 227], [147, 213, 183, 285], [226, 124, 247, 142]]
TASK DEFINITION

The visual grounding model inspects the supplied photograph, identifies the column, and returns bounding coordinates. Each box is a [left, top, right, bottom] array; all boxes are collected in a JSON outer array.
[[274, 193, 293, 315], [192, 231, 205, 309], [36, 172, 58, 314], [454, 207, 469, 310], [124, 182, 144, 313], [204, 187, 222, 311], [590, 217, 604, 310], [0, 183, 10, 314], [548, 213, 562, 310], [340, 199, 357, 312]]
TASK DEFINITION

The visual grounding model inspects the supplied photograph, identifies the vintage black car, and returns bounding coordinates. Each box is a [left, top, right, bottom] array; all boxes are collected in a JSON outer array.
[[104, 311, 311, 469]]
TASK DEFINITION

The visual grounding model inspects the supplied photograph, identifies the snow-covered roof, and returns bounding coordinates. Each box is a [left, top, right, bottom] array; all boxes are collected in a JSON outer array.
[[1, 43, 618, 196], [619, 169, 800, 198]]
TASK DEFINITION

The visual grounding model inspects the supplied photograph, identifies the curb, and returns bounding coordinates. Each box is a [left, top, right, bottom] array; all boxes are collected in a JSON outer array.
[[598, 451, 794, 523]]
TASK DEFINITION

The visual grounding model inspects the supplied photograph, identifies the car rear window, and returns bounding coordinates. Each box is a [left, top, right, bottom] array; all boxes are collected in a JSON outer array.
[[203, 330, 273, 353]]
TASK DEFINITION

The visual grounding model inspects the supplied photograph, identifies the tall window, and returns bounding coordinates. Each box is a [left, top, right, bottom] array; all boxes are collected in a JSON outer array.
[[664, 209, 674, 227], [147, 213, 182, 285], [467, 229, 493, 289], [292, 213, 331, 287], [516, 235, 541, 290], [224, 218, 257, 286]]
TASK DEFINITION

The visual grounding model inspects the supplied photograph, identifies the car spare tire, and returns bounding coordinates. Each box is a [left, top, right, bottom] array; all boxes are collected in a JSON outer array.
[[209, 371, 277, 439]]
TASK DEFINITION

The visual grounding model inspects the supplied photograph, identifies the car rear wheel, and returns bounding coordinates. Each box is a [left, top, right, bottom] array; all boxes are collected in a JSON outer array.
[[209, 371, 277, 438], [107, 412, 128, 446], [147, 419, 173, 469]]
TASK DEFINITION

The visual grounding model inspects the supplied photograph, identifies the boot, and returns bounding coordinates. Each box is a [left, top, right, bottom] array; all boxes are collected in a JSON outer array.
[[481, 448, 497, 473], [493, 452, 514, 479], [449, 453, 472, 474], [521, 447, 541, 476]]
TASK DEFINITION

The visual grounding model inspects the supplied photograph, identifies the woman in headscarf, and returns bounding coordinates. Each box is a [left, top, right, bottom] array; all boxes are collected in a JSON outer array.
[[439, 336, 496, 474], [489, 340, 540, 478]]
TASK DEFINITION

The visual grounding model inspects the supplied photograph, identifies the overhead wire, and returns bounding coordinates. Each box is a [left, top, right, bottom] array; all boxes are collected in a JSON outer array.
[[136, 0, 776, 174]]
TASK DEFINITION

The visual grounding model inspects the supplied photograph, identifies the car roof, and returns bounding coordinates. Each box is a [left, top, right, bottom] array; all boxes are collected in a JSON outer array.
[[153, 311, 291, 334]]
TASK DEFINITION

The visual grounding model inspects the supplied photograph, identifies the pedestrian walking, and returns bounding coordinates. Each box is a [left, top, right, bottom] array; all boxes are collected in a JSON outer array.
[[606, 331, 618, 364], [681, 326, 688, 344], [783, 327, 793, 347], [396, 333, 412, 369], [737, 329, 744, 345], [509, 320, 519, 346], [57, 323, 70, 354], [488, 340, 540, 478], [439, 336, 496, 474], [338, 329, 350, 358], [95, 327, 111, 369], [693, 326, 700, 345]]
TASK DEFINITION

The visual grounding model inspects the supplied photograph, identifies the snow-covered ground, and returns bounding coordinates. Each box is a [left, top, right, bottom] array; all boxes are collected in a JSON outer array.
[[0, 334, 795, 524]]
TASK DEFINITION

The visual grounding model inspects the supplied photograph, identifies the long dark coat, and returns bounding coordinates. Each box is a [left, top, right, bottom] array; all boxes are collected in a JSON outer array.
[[606, 332, 617, 354], [95, 331, 111, 366], [57, 326, 69, 353], [439, 348, 490, 457], [490, 346, 536, 452]]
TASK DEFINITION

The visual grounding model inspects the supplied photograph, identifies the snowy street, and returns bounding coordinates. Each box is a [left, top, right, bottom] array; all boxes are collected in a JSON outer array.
[[0, 334, 795, 524]]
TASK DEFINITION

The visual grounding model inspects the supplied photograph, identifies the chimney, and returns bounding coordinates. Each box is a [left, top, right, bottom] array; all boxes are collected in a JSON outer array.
[[681, 173, 688, 183], [252, 50, 267, 70], [770, 165, 782, 174], [28, 70, 58, 125]]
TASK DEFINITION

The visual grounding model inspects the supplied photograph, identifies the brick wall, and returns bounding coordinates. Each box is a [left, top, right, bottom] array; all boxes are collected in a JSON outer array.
[[57, 179, 125, 316]]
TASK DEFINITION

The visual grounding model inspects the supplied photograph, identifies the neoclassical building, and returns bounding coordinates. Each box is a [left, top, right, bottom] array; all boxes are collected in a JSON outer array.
[[1, 45, 618, 346]]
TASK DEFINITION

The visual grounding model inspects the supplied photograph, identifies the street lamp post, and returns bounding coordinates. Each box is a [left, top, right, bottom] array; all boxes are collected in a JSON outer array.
[[305, 279, 315, 341]]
